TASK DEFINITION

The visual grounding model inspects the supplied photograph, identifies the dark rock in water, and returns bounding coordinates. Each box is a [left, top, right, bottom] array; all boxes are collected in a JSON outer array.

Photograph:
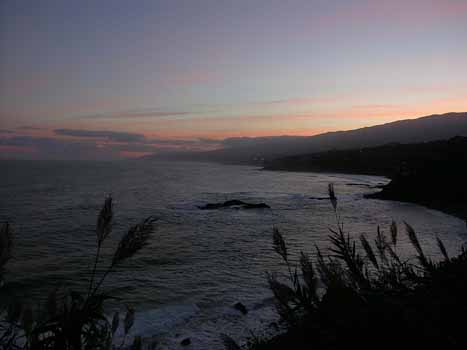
[[242, 202, 270, 209], [198, 199, 243, 210], [309, 197, 330, 200], [233, 302, 248, 315], [346, 183, 373, 187], [224, 199, 245, 206], [180, 338, 191, 346], [198, 200, 270, 210]]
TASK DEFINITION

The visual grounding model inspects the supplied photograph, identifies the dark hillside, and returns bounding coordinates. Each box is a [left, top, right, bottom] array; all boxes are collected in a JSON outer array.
[[265, 137, 467, 219]]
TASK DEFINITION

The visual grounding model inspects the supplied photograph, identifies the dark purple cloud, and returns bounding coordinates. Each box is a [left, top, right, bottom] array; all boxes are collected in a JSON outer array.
[[75, 109, 193, 120], [54, 129, 146, 143], [1, 131, 222, 160], [17, 126, 44, 130]]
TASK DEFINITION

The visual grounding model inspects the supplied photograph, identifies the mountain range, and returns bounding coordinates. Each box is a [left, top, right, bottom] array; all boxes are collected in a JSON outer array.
[[147, 112, 467, 164]]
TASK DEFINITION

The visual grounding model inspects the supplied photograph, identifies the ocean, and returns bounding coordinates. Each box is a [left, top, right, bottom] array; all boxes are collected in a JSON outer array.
[[1, 159, 466, 349]]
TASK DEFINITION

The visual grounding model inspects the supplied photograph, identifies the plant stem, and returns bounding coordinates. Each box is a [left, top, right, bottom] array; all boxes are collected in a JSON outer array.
[[90, 262, 114, 298], [87, 242, 101, 299]]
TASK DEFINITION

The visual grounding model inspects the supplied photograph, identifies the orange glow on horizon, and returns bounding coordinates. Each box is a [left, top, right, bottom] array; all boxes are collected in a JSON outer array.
[[119, 151, 154, 158]]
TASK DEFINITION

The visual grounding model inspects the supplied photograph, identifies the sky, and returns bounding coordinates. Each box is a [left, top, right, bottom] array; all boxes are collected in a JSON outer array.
[[1, 0, 467, 159]]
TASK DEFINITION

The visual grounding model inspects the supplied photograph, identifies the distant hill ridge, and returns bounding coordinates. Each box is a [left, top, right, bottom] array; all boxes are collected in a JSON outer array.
[[264, 135, 467, 176], [146, 112, 467, 164], [265, 135, 467, 219]]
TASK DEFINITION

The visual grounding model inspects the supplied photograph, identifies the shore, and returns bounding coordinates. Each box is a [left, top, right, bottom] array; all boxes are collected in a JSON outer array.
[[262, 164, 466, 221], [366, 180, 467, 222], [263, 137, 467, 222]]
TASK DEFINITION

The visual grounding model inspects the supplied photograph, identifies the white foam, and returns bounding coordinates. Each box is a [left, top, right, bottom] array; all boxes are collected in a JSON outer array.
[[111, 303, 200, 346]]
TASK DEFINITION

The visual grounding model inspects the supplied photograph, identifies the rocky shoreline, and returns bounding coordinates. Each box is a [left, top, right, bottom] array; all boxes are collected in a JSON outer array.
[[264, 137, 467, 221], [366, 180, 467, 221]]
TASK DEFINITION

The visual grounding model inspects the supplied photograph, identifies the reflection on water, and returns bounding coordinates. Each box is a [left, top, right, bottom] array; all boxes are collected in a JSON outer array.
[[1, 160, 465, 348]]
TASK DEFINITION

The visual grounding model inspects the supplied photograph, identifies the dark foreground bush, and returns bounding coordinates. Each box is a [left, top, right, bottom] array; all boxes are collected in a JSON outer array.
[[226, 184, 467, 350], [0, 197, 156, 350], [0, 222, 13, 289]]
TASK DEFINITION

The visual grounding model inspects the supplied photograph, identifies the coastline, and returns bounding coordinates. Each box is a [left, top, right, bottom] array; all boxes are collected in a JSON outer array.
[[262, 166, 466, 222], [366, 186, 467, 222], [261, 137, 467, 222]]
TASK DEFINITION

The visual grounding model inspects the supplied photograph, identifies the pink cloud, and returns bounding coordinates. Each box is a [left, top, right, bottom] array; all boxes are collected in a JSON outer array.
[[351, 104, 404, 110], [259, 96, 340, 106], [0, 145, 38, 155], [119, 150, 154, 158]]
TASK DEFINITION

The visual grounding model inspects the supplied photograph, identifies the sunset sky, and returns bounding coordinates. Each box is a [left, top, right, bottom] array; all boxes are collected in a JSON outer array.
[[1, 0, 467, 159]]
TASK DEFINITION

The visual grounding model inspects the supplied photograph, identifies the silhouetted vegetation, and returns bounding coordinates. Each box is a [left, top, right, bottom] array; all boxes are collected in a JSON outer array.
[[0, 198, 156, 350], [3, 182, 466, 349], [0, 222, 13, 288], [224, 184, 467, 350], [365, 140, 467, 220]]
